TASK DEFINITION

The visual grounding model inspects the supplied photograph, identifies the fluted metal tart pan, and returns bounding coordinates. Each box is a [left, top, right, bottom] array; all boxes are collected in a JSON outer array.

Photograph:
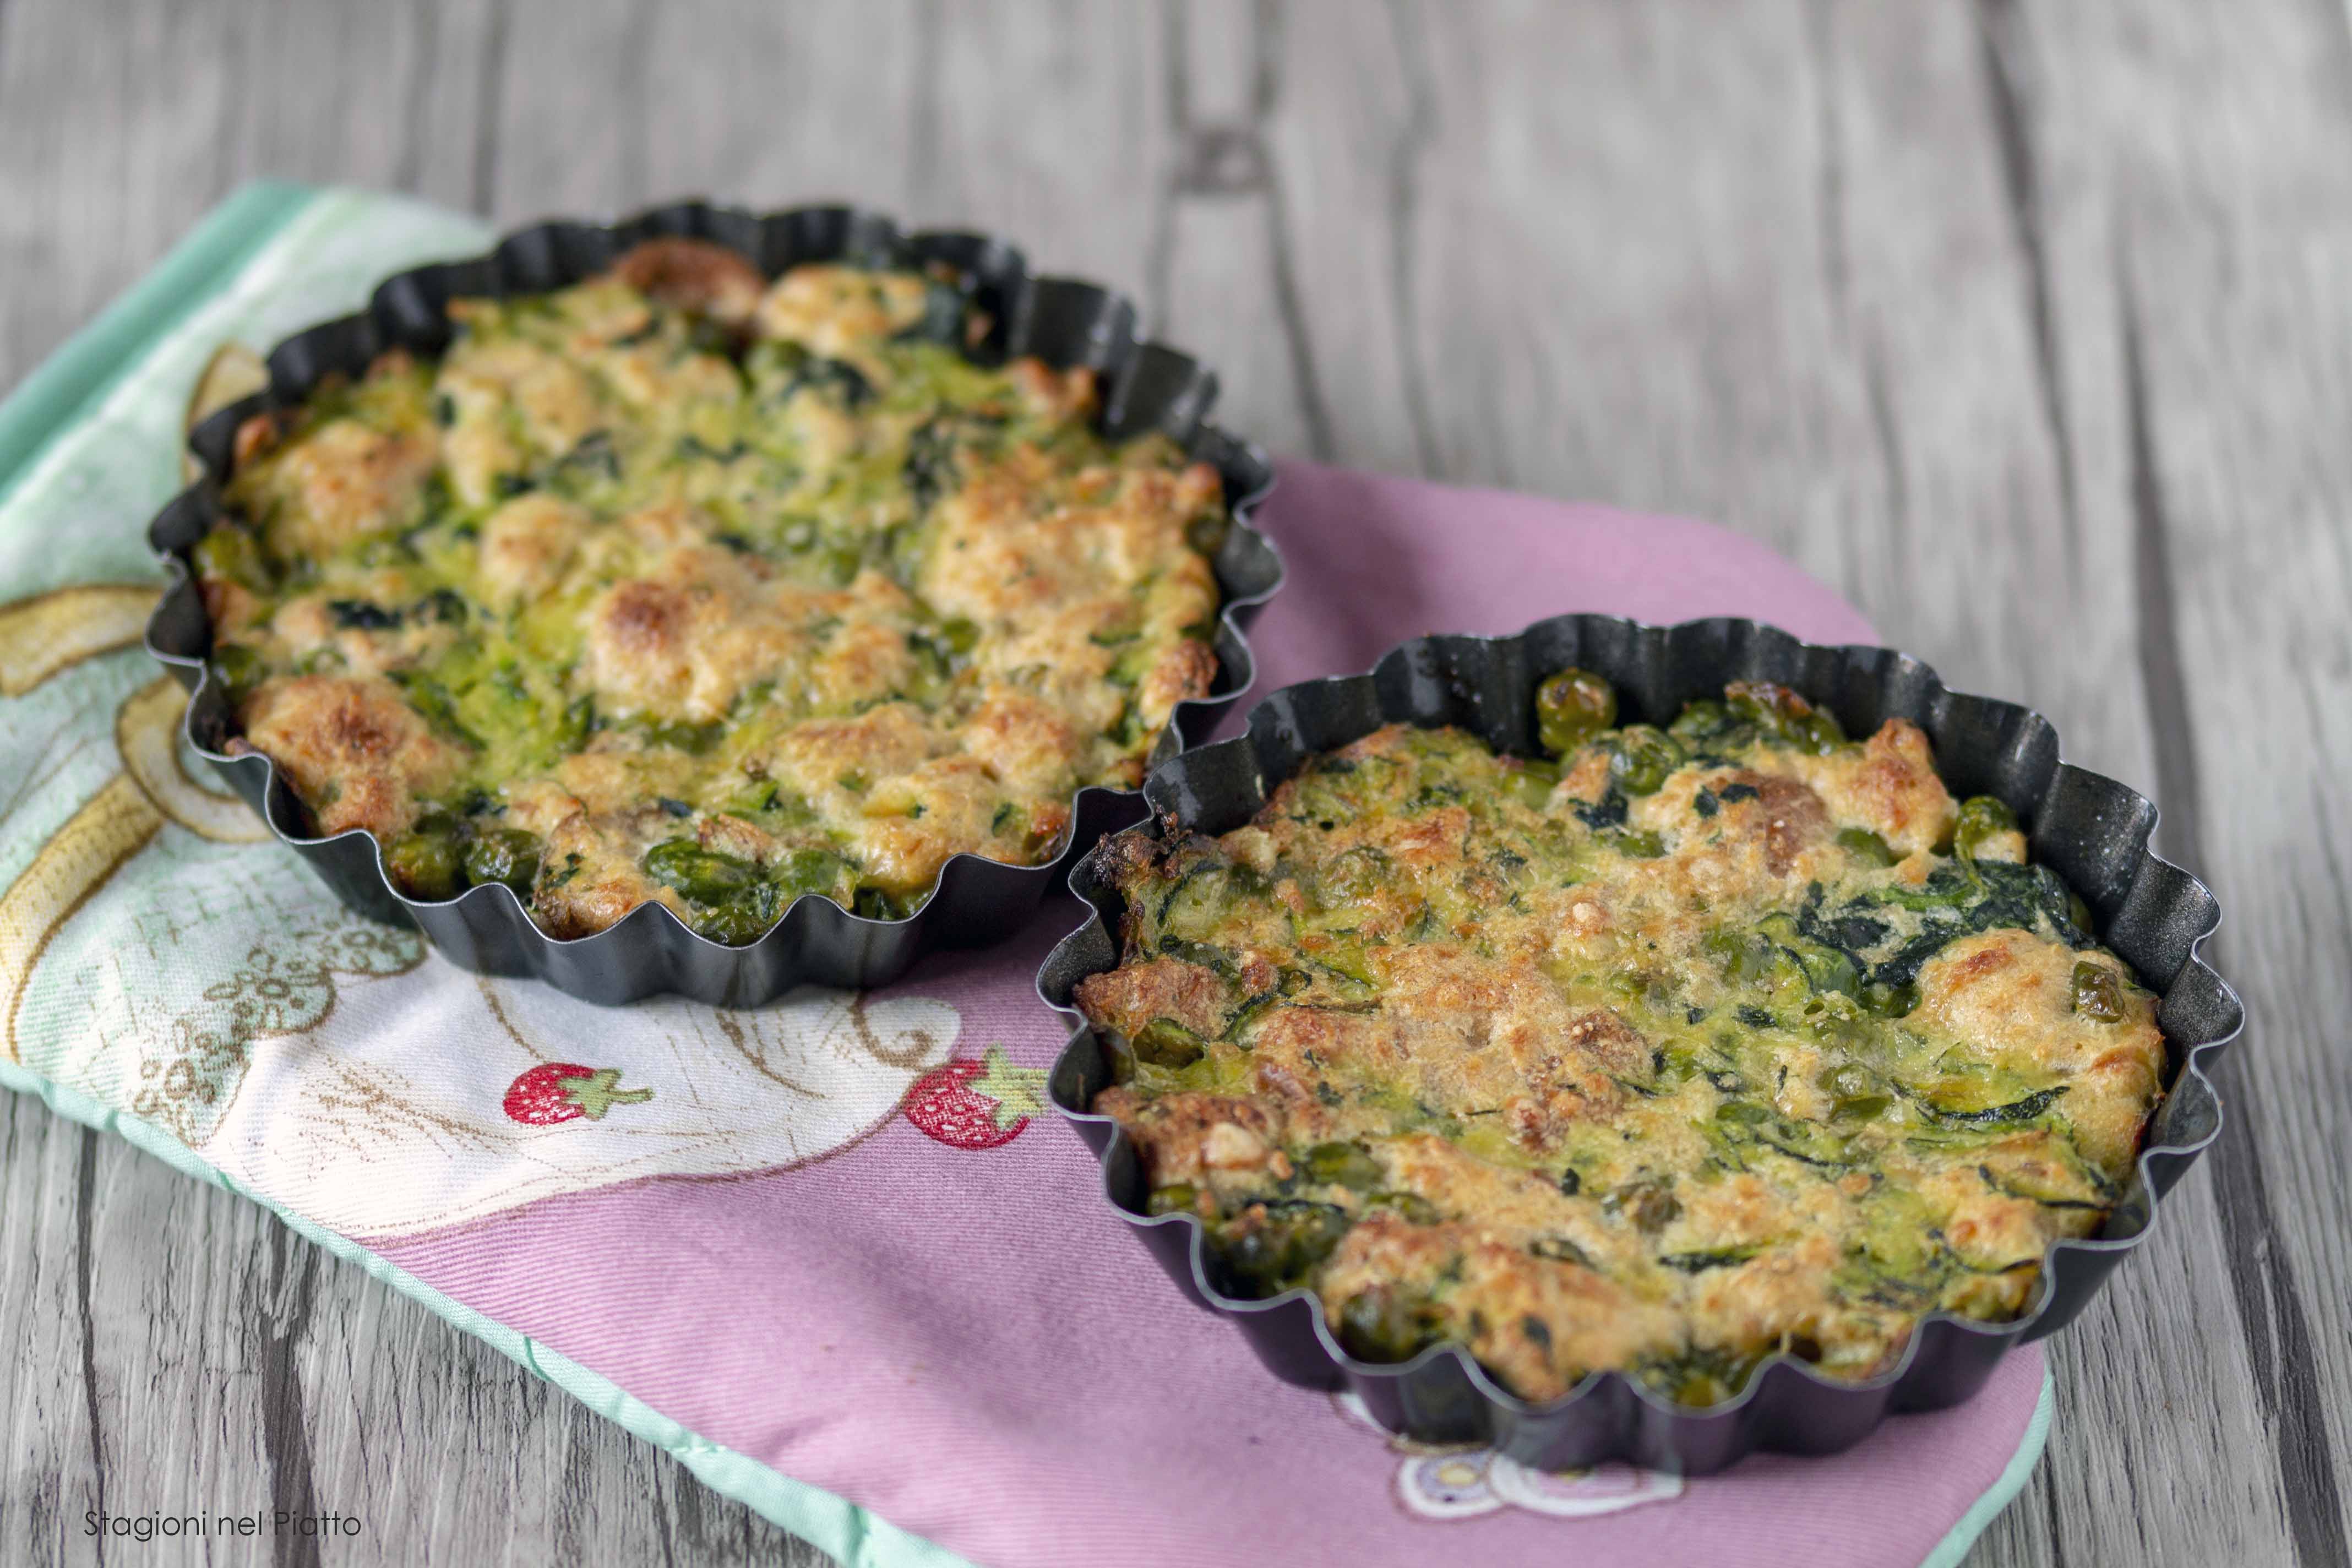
[[1039, 612, 2239, 1472], [144, 199, 1282, 1006]]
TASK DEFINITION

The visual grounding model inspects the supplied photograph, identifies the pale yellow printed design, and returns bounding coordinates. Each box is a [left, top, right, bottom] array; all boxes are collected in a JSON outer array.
[[1332, 1393, 1684, 1521], [0, 585, 163, 696], [1, 349, 280, 1059], [0, 581, 276, 1063], [200, 977, 962, 1237], [2, 341, 413, 1090], [116, 674, 274, 842], [0, 772, 159, 1059], [132, 918, 424, 1142], [179, 342, 268, 485]]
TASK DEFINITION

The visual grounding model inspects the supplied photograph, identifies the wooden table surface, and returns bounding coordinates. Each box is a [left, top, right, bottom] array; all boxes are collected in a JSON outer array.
[[2, 2, 2346, 1564]]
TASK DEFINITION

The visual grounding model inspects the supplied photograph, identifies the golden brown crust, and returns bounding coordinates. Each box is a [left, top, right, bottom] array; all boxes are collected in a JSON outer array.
[[1073, 957, 1234, 1042], [1093, 1087, 1286, 1187], [479, 493, 590, 608], [254, 420, 440, 558], [235, 674, 466, 836], [608, 237, 768, 324]]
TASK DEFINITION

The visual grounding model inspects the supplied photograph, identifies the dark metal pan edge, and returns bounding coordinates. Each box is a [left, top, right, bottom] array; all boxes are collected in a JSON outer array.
[[1037, 612, 2240, 1473], [142, 198, 1284, 1007]]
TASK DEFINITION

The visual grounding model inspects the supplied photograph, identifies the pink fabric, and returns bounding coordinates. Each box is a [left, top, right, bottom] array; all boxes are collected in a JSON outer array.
[[374, 461, 2043, 1568]]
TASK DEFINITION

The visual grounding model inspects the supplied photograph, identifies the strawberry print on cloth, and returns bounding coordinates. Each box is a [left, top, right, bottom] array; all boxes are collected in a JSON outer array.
[[903, 1046, 1048, 1149], [502, 1063, 656, 1125]]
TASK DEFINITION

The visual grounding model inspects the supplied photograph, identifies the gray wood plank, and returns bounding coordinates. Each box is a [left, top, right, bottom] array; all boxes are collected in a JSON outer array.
[[2019, 4, 2352, 1565], [1, 2, 2346, 1565]]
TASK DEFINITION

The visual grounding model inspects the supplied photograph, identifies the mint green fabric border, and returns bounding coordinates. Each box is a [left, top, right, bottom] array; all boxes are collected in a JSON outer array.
[[1921, 1369, 2054, 1568], [0, 180, 314, 516], [0, 179, 2046, 1568], [0, 1057, 978, 1568]]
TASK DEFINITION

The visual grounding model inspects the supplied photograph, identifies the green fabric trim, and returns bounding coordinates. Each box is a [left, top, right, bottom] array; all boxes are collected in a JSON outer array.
[[0, 180, 315, 513], [0, 1061, 976, 1568], [1919, 1366, 2054, 1568]]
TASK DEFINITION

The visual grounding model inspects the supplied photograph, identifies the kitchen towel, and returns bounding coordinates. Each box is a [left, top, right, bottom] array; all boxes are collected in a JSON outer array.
[[0, 182, 2047, 1568]]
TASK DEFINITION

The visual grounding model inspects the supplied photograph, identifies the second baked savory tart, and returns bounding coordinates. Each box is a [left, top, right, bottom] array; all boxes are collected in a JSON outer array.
[[1075, 674, 2166, 1406], [191, 238, 1234, 940]]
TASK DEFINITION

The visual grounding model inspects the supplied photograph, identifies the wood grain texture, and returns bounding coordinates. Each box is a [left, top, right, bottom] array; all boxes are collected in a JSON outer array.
[[0, 1, 2344, 1564]]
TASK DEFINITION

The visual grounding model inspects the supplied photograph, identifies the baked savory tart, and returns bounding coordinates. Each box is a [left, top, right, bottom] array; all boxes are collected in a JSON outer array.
[[191, 239, 1231, 939], [1076, 675, 2165, 1404]]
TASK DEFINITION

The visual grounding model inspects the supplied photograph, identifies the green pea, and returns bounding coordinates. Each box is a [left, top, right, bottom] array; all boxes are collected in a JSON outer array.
[[1534, 667, 1618, 756], [639, 718, 725, 755], [1953, 796, 2021, 861], [1131, 1018, 1207, 1069], [1506, 757, 1562, 811], [642, 839, 759, 903], [2072, 960, 2127, 1023], [1668, 698, 1735, 746], [777, 847, 855, 900], [461, 827, 541, 894], [1727, 682, 1846, 754], [1303, 1141, 1384, 1190], [694, 899, 781, 945], [1636, 1186, 1683, 1232], [1336, 1288, 1434, 1364], [1836, 827, 1899, 867], [191, 525, 271, 591], [556, 694, 596, 752], [1607, 726, 1685, 796], [209, 643, 264, 702], [386, 828, 463, 901], [1817, 1061, 1876, 1099], [1611, 827, 1669, 859], [1366, 1190, 1439, 1224], [1859, 981, 1920, 1019], [1146, 1183, 1200, 1217], [1673, 1371, 1735, 1407], [1219, 1203, 1348, 1294]]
